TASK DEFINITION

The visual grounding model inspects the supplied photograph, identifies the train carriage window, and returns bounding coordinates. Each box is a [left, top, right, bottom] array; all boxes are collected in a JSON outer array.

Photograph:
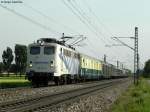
[[68, 51, 71, 57], [63, 49, 66, 55], [66, 50, 68, 56], [44, 46, 55, 55], [63, 49, 72, 57], [30, 46, 40, 55], [60, 48, 63, 53], [82, 58, 84, 62]]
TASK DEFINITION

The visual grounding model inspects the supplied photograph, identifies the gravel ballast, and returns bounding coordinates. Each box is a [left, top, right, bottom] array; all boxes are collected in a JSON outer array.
[[0, 78, 131, 112], [0, 80, 118, 103], [0, 84, 83, 103], [46, 79, 132, 112]]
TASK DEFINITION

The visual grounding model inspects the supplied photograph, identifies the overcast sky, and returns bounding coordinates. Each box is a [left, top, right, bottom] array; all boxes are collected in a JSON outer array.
[[0, 0, 149, 70]]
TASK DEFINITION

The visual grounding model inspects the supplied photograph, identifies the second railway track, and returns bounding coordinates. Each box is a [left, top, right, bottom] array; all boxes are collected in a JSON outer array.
[[0, 78, 129, 112]]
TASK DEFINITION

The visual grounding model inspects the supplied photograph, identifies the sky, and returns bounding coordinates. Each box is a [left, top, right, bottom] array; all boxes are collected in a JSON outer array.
[[0, 0, 150, 71]]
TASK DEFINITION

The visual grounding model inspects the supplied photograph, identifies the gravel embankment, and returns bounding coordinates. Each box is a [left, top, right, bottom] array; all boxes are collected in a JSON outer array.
[[46, 79, 132, 112], [0, 80, 114, 103], [0, 78, 131, 112], [0, 84, 83, 103]]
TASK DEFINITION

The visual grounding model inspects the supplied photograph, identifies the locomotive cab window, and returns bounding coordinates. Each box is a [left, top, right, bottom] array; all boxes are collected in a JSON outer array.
[[44, 46, 55, 55], [30, 46, 40, 55]]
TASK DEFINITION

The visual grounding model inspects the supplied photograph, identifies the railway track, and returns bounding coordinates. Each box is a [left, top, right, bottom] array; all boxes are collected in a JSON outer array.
[[0, 78, 129, 112]]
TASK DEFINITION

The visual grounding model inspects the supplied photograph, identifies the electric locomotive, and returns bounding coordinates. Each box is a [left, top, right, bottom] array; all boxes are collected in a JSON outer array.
[[26, 38, 80, 86], [26, 38, 129, 86]]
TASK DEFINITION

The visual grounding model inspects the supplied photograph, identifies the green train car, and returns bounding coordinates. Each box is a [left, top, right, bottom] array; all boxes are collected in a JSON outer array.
[[79, 54, 103, 80], [79, 54, 128, 80]]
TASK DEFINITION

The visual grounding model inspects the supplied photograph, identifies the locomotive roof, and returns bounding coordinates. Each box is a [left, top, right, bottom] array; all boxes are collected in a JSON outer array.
[[38, 38, 65, 45], [29, 38, 76, 50]]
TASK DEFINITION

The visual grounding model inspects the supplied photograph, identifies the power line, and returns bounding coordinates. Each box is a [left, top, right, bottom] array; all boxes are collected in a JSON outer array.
[[73, 0, 110, 38], [83, 0, 114, 37], [77, 42, 103, 60], [62, 0, 88, 27], [62, 0, 107, 55], [83, 1, 132, 64], [69, 0, 127, 60], [23, 2, 80, 35], [67, 0, 108, 44], [85, 3, 132, 69], [62, 0, 118, 61], [77, 1, 121, 45], [0, 4, 61, 35], [66, 1, 128, 67], [63, 0, 128, 67], [62, 0, 108, 45], [62, 0, 105, 42], [1, 3, 99, 59], [112, 27, 139, 85]]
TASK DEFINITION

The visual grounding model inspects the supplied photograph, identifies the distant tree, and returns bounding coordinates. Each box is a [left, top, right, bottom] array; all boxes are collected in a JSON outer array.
[[9, 64, 17, 73], [143, 59, 150, 77], [2, 47, 14, 76], [15, 44, 27, 76], [0, 62, 4, 74]]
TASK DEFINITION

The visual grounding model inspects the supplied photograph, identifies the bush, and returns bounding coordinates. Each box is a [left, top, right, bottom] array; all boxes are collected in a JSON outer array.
[[111, 78, 150, 112]]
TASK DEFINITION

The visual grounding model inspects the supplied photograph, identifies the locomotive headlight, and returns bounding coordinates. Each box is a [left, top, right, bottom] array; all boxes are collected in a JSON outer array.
[[50, 60, 54, 67], [29, 61, 32, 68], [29, 64, 33, 67]]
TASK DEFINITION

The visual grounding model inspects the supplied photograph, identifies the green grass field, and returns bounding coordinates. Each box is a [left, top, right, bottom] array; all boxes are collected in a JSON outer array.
[[111, 78, 150, 112], [0, 75, 31, 88]]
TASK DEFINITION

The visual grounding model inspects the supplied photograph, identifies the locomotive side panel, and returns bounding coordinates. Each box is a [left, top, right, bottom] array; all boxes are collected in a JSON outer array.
[[56, 45, 80, 78]]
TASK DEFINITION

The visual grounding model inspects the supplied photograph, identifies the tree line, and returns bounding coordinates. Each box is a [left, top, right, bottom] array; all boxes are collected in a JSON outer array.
[[0, 44, 27, 76], [143, 59, 150, 77]]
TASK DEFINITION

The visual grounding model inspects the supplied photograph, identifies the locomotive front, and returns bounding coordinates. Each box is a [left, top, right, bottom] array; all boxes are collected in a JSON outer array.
[[26, 40, 57, 86]]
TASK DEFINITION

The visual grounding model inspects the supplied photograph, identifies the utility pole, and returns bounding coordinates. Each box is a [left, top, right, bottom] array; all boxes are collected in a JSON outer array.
[[117, 61, 119, 69], [104, 54, 107, 63], [134, 27, 139, 84], [110, 27, 139, 85]]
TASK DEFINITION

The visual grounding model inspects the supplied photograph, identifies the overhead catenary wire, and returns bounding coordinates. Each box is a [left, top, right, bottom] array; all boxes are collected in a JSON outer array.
[[23, 2, 81, 35], [62, 0, 108, 45], [66, 0, 120, 60], [0, 4, 61, 35], [77, 42, 103, 60], [67, 0, 108, 44], [68, 0, 126, 60], [66, 1, 121, 53], [0, 2, 100, 59], [72, 0, 111, 41], [62, 1, 109, 59], [82, 0, 115, 37], [71, 0, 118, 46], [75, 1, 130, 54], [62, 0, 111, 59], [62, 0, 115, 58], [73, 0, 113, 41], [82, 0, 132, 57], [0, 2, 131, 69], [69, 0, 132, 68], [23, 0, 130, 67]]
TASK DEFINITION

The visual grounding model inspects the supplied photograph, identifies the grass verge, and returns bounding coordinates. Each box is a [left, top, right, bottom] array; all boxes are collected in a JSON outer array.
[[0, 76, 31, 88], [111, 78, 150, 112]]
